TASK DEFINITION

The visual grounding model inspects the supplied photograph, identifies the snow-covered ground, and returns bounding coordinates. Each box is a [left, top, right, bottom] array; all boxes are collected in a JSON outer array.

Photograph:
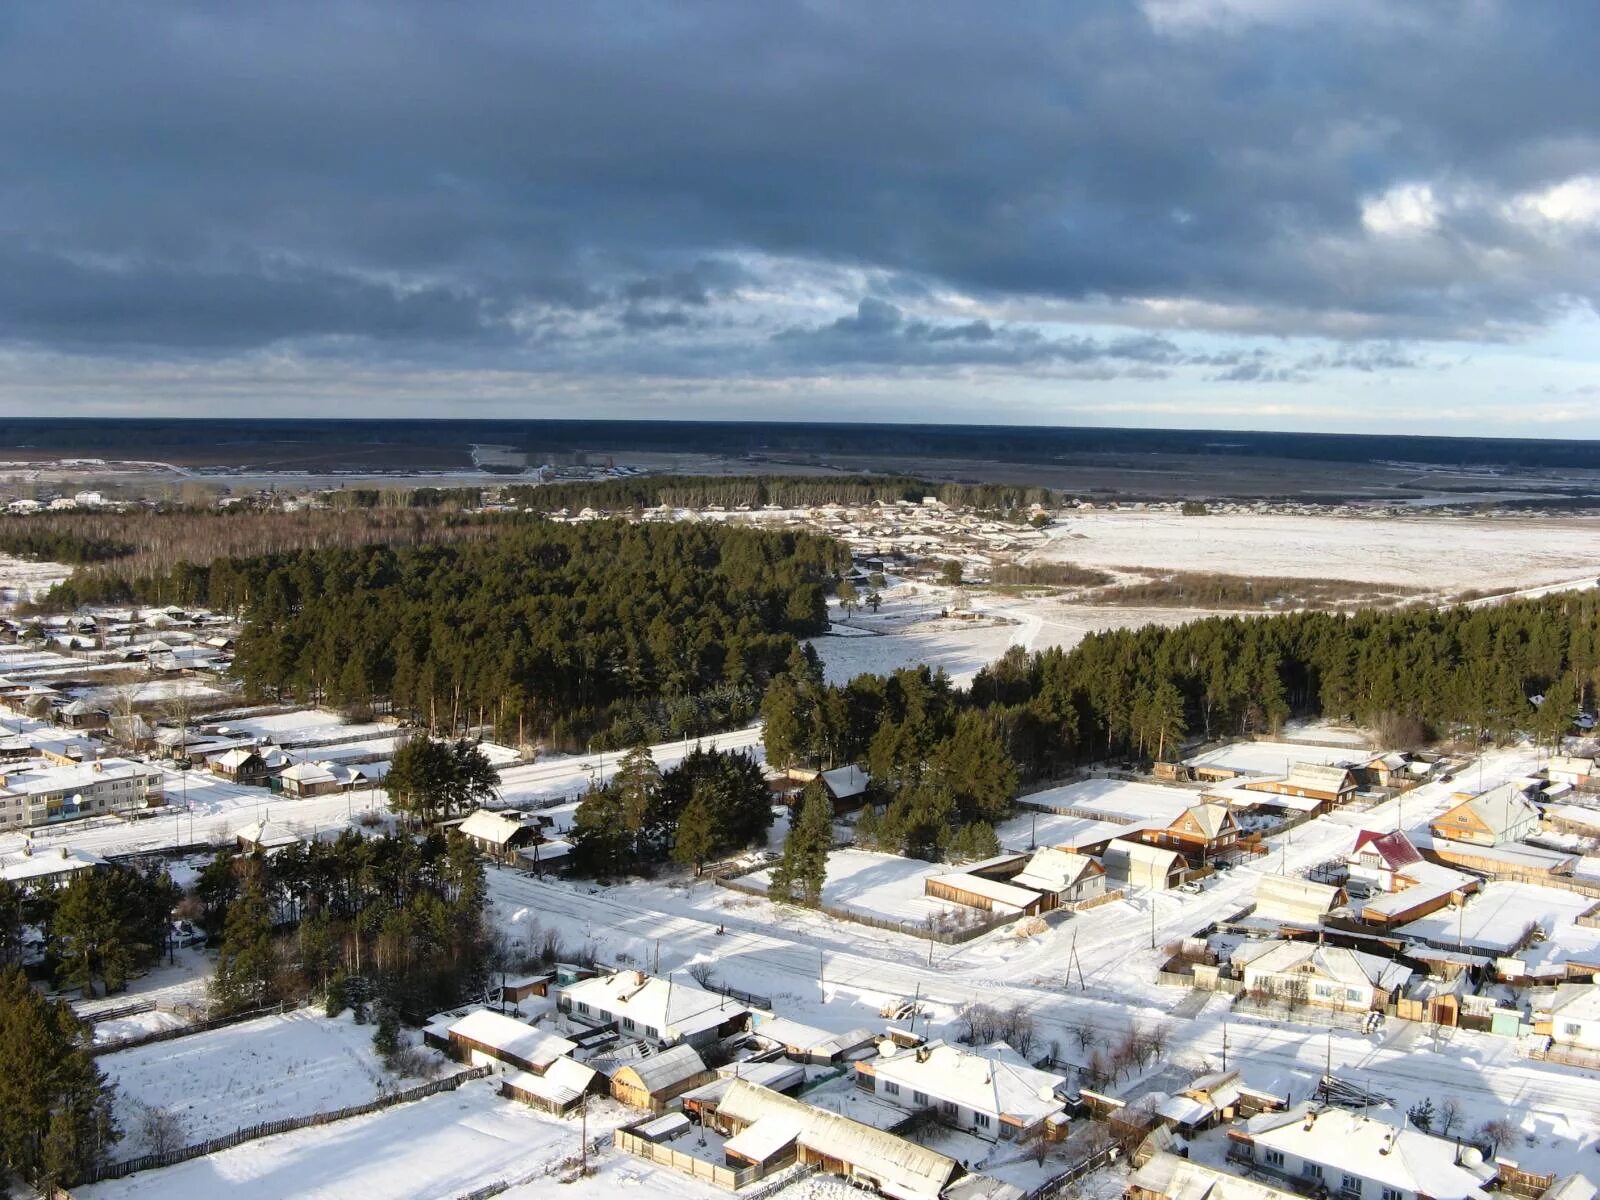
[[1029, 511, 1600, 593], [743, 848, 984, 928], [0, 554, 73, 608], [1184, 739, 1373, 775], [101, 1009, 445, 1157], [1396, 881, 1596, 953], [78, 1077, 667, 1200]]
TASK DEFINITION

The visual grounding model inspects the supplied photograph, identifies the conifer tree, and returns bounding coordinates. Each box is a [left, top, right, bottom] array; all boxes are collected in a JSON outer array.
[[672, 784, 719, 875], [770, 782, 832, 907], [211, 879, 277, 1015]]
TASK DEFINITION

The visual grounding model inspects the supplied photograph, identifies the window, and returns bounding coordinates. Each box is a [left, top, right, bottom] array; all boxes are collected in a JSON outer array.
[[1303, 1164, 1324, 1180], [883, 1080, 900, 1096], [974, 1112, 992, 1128], [1380, 1190, 1403, 1200], [941, 1101, 957, 1116], [1564, 1022, 1583, 1037], [644, 1026, 658, 1040], [1342, 1174, 1361, 1196], [622, 1017, 636, 1032], [576, 1001, 590, 1016], [912, 1090, 928, 1106], [1262, 1150, 1285, 1168]]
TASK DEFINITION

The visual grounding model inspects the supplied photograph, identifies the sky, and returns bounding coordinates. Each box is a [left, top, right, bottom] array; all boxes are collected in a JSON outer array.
[[3, 0, 1600, 435]]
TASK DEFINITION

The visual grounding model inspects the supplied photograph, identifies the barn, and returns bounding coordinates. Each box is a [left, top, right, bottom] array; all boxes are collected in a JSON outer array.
[[1103, 840, 1186, 891]]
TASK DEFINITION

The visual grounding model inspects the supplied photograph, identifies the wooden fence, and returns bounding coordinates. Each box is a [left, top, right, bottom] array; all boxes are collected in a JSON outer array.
[[1027, 1142, 1121, 1200], [615, 1128, 758, 1190], [76, 999, 156, 1025], [77, 1065, 493, 1186], [90, 999, 305, 1057]]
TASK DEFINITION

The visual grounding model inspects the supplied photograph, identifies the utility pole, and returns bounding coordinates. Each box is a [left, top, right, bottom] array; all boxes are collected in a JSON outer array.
[[1221, 1022, 1229, 1071]]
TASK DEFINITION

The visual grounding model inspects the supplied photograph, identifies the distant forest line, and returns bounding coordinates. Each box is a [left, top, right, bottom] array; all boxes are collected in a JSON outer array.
[[4, 417, 1600, 469], [33, 520, 843, 749], [501, 474, 1054, 514]]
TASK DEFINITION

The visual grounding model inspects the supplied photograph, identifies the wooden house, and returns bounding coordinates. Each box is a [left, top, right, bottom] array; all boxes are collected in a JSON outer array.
[[210, 748, 272, 788], [501, 1057, 599, 1116], [278, 761, 340, 799], [444, 1008, 577, 1073], [1430, 783, 1541, 847], [1243, 763, 1358, 806], [1145, 803, 1239, 861], [607, 1044, 714, 1111]]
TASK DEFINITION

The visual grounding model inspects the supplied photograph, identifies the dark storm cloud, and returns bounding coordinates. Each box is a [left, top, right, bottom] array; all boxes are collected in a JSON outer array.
[[0, 0, 1597, 371]]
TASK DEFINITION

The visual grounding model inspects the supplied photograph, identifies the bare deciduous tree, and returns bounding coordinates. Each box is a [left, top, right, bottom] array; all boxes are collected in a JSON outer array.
[[139, 1104, 186, 1156]]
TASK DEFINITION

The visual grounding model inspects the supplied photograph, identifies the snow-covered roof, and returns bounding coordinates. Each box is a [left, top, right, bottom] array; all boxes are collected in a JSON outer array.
[[725, 1112, 805, 1163], [613, 1043, 707, 1092], [279, 761, 336, 785], [1177, 803, 1235, 839], [1284, 762, 1355, 791], [459, 808, 540, 847], [560, 971, 744, 1040], [869, 1040, 1067, 1127], [1012, 847, 1102, 893], [751, 1016, 875, 1058], [1438, 783, 1541, 837], [502, 1054, 596, 1108], [717, 1080, 957, 1200], [1432, 837, 1573, 871], [236, 819, 301, 849], [1245, 1104, 1495, 1200], [0, 847, 102, 882], [1549, 755, 1595, 776], [1358, 859, 1477, 918], [1130, 1152, 1300, 1200], [1253, 875, 1342, 923], [1233, 940, 1413, 993], [0, 757, 157, 798], [926, 870, 1041, 912], [820, 764, 870, 799], [448, 1009, 576, 1068], [212, 747, 263, 771], [1547, 983, 1600, 1023], [1104, 839, 1185, 873], [1349, 829, 1424, 870]]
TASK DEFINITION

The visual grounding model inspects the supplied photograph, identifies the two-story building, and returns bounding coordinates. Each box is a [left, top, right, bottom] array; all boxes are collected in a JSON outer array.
[[1429, 783, 1541, 848], [0, 758, 162, 830]]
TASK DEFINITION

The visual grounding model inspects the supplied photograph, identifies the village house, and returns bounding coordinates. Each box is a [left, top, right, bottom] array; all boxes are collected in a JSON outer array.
[[1533, 984, 1600, 1053], [1228, 1103, 1496, 1200], [556, 970, 749, 1049], [1144, 803, 1240, 861], [277, 760, 340, 799], [1430, 783, 1542, 848], [1152, 1069, 1288, 1137], [1130, 1152, 1301, 1200], [1344, 830, 1480, 927], [55, 700, 107, 731], [1104, 839, 1187, 891], [1243, 763, 1359, 807], [457, 808, 547, 861], [748, 1016, 877, 1065], [500, 1055, 600, 1116], [703, 1078, 963, 1200], [1011, 847, 1108, 907], [925, 860, 1046, 917], [606, 1043, 714, 1111], [1253, 876, 1345, 926], [854, 1039, 1069, 1142], [443, 1008, 578, 1073], [1547, 755, 1596, 790], [1232, 940, 1412, 1012], [235, 819, 303, 853], [210, 747, 272, 788]]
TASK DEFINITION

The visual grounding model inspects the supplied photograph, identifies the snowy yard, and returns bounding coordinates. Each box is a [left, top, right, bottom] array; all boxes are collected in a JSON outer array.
[[743, 848, 987, 930], [101, 1009, 446, 1156], [1396, 882, 1597, 953], [811, 614, 1022, 687], [78, 1078, 654, 1200], [1185, 740, 1370, 776]]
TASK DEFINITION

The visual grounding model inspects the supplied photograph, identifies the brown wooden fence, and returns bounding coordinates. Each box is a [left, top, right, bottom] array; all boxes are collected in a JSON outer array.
[[76, 1065, 492, 1186], [90, 999, 305, 1057], [716, 874, 1015, 943]]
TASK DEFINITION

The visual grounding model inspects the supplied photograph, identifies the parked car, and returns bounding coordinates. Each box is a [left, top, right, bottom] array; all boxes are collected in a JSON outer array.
[[1178, 879, 1205, 894]]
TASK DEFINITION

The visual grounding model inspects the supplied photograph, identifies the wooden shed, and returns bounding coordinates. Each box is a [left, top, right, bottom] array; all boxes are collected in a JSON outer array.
[[608, 1044, 714, 1112]]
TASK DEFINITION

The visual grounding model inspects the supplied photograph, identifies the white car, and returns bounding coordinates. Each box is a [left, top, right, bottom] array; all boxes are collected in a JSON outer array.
[[1178, 879, 1204, 894]]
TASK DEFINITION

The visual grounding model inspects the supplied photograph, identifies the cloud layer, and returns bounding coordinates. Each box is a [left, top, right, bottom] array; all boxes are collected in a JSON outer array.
[[1, 1, 1598, 426]]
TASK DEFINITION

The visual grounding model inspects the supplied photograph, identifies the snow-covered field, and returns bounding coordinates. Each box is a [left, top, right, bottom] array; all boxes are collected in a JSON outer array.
[[101, 1009, 439, 1156], [0, 554, 72, 608], [78, 1078, 667, 1200], [1029, 511, 1600, 592], [1397, 881, 1597, 953], [812, 615, 1023, 687], [1184, 739, 1372, 775]]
